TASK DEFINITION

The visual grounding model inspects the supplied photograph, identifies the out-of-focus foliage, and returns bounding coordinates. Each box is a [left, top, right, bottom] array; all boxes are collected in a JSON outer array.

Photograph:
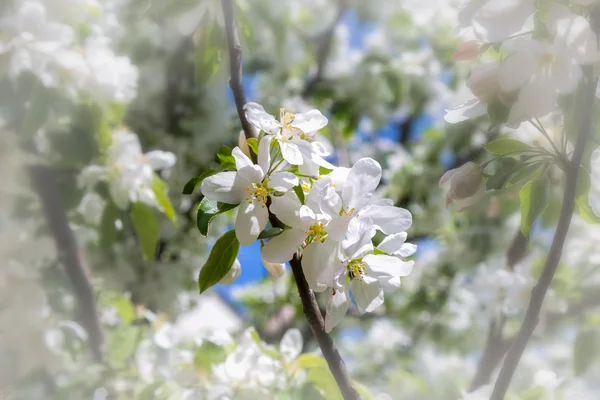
[[2, 0, 600, 399]]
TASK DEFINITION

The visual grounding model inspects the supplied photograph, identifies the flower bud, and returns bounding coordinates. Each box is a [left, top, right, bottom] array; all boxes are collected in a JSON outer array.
[[238, 131, 252, 159], [219, 258, 242, 285], [262, 255, 285, 278], [466, 63, 500, 102], [453, 40, 481, 61], [439, 162, 485, 211]]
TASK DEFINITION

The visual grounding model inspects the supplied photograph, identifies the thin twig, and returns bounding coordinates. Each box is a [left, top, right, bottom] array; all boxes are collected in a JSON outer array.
[[490, 66, 597, 400], [29, 165, 105, 363], [221, 0, 256, 145], [220, 2, 360, 397]]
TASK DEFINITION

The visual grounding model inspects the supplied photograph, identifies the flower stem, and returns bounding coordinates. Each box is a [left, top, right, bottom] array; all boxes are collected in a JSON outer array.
[[489, 66, 597, 400]]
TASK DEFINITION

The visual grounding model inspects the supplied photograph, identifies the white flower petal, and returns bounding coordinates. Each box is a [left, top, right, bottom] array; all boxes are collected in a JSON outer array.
[[232, 146, 254, 171], [291, 109, 328, 133], [302, 240, 340, 292], [398, 243, 418, 258], [109, 180, 130, 210], [269, 172, 299, 192], [258, 135, 272, 174], [342, 217, 374, 259], [325, 286, 350, 333], [280, 329, 303, 362], [261, 228, 306, 264], [329, 167, 350, 189], [444, 98, 486, 124], [280, 141, 303, 165], [244, 102, 280, 134], [363, 255, 414, 278], [342, 158, 382, 210], [359, 205, 412, 234], [78, 165, 107, 189], [219, 258, 242, 285], [350, 277, 384, 313], [270, 191, 303, 227], [144, 150, 176, 170], [235, 200, 269, 246], [200, 171, 246, 204], [377, 232, 408, 254]]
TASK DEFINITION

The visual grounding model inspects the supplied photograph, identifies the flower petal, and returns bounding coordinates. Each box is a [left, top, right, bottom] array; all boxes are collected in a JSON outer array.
[[261, 228, 306, 264], [144, 150, 177, 170], [359, 205, 412, 234], [444, 98, 486, 124], [342, 157, 382, 210], [341, 217, 374, 259], [291, 109, 328, 133], [235, 200, 269, 246], [325, 286, 350, 333], [244, 102, 280, 134], [302, 240, 340, 292], [269, 172, 299, 192], [363, 255, 414, 278], [350, 277, 384, 314], [270, 191, 303, 227], [280, 141, 303, 165], [258, 135, 272, 174], [377, 232, 407, 254], [200, 171, 246, 204]]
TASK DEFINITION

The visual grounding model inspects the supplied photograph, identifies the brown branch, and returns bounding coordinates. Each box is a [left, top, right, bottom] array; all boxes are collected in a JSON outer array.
[[29, 165, 105, 363], [289, 255, 361, 400], [221, 0, 256, 145], [221, 2, 360, 397], [302, 0, 348, 98], [490, 66, 597, 400]]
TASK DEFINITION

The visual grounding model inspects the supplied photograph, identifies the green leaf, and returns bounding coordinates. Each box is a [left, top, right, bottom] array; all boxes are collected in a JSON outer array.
[[519, 178, 549, 237], [247, 137, 259, 155], [257, 227, 284, 239], [319, 166, 334, 176], [182, 162, 236, 195], [574, 329, 600, 376], [194, 21, 222, 87], [196, 198, 238, 236], [575, 197, 600, 224], [103, 294, 136, 324], [354, 381, 375, 400], [507, 163, 544, 187], [486, 158, 519, 190], [217, 145, 235, 164], [131, 202, 160, 262], [293, 185, 306, 205], [296, 354, 328, 369], [107, 326, 141, 369], [483, 138, 532, 155], [99, 201, 120, 248], [307, 367, 343, 400], [198, 230, 240, 294], [373, 247, 388, 255], [152, 175, 177, 224], [487, 97, 511, 129]]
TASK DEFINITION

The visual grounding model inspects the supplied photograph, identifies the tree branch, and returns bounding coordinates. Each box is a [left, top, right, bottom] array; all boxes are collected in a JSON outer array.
[[221, 0, 256, 144], [29, 165, 105, 363], [289, 255, 361, 400], [220, 2, 360, 397], [490, 66, 598, 400]]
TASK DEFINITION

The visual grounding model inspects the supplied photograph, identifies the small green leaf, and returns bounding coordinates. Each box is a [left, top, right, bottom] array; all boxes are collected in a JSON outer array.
[[196, 198, 238, 236], [373, 247, 388, 255], [107, 326, 142, 369], [198, 230, 240, 294], [486, 158, 519, 190], [507, 163, 544, 187], [152, 175, 176, 224], [217, 145, 235, 164], [575, 197, 600, 224], [574, 329, 600, 376], [296, 354, 328, 369], [293, 185, 306, 205], [319, 166, 334, 176], [131, 202, 160, 262], [99, 201, 120, 248], [483, 138, 532, 155], [486, 97, 511, 129], [258, 227, 284, 239], [247, 137, 259, 155], [182, 162, 236, 195], [519, 178, 549, 237]]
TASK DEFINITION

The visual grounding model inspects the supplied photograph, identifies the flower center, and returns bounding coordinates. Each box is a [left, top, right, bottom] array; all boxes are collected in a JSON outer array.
[[339, 206, 356, 217], [246, 183, 269, 207], [301, 183, 311, 193], [305, 222, 327, 244], [347, 259, 367, 281]]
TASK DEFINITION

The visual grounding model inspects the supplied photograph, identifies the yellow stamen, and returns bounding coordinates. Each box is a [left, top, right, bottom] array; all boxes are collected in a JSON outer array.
[[304, 222, 328, 244], [246, 183, 269, 207], [347, 259, 367, 281]]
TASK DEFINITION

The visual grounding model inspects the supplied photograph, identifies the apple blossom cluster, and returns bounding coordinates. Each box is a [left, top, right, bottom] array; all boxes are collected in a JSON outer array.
[[79, 128, 176, 211], [198, 103, 416, 331], [446, 0, 600, 126], [0, 0, 138, 103]]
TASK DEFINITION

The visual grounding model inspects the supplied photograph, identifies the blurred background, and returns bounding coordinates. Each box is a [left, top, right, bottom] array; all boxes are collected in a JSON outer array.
[[1, 0, 600, 399]]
